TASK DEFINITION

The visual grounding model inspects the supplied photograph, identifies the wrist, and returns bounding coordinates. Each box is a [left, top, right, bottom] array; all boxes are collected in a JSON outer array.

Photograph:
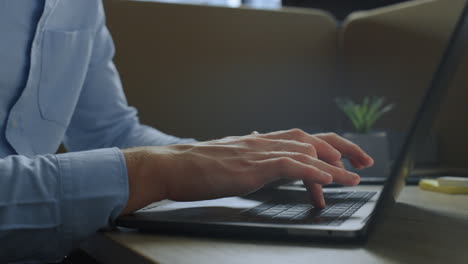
[[120, 147, 168, 215]]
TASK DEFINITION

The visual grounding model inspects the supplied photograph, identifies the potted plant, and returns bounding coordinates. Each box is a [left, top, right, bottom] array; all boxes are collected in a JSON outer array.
[[336, 96, 395, 178]]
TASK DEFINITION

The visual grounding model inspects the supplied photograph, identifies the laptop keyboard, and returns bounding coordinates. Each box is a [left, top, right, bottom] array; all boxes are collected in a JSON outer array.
[[233, 191, 376, 226]]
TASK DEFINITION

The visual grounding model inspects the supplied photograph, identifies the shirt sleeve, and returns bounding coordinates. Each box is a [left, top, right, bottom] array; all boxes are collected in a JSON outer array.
[[0, 148, 128, 263], [63, 2, 195, 152]]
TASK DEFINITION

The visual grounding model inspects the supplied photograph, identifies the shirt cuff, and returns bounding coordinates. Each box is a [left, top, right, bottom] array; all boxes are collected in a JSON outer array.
[[55, 147, 128, 254]]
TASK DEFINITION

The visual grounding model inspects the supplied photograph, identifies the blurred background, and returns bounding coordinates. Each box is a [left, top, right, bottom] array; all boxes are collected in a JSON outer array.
[[102, 0, 468, 177]]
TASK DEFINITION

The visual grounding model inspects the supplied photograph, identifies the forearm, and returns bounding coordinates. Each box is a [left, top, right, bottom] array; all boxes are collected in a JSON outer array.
[[0, 149, 127, 263]]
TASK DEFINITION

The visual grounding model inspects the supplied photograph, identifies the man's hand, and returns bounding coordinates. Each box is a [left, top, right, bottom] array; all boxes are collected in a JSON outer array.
[[120, 129, 373, 215]]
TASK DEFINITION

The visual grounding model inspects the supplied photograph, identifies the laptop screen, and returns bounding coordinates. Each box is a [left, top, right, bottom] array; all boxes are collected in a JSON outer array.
[[369, 1, 468, 228]]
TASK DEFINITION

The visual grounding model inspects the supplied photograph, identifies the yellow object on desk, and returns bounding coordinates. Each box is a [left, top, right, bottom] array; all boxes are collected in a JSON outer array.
[[419, 177, 468, 194]]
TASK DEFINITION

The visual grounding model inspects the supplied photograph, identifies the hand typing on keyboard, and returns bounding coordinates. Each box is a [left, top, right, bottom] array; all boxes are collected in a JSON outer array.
[[121, 129, 374, 215]]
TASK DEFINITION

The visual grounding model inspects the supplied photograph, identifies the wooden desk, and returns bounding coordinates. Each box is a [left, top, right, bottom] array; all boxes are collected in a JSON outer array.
[[83, 186, 468, 264]]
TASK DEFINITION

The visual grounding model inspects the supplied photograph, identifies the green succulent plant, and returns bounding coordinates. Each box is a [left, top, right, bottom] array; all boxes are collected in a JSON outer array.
[[336, 96, 394, 134]]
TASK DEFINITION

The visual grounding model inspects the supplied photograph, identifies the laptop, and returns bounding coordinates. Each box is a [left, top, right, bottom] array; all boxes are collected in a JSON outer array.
[[117, 3, 468, 240]]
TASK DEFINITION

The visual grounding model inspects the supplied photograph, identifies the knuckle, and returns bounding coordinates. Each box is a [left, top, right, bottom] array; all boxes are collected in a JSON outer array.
[[243, 138, 261, 147], [295, 144, 315, 158], [277, 157, 294, 167], [303, 143, 317, 156], [289, 128, 306, 138], [291, 152, 310, 162], [326, 132, 338, 138]]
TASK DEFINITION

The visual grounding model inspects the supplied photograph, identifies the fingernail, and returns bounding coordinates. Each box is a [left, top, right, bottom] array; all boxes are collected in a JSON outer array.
[[352, 173, 361, 183], [321, 171, 332, 179]]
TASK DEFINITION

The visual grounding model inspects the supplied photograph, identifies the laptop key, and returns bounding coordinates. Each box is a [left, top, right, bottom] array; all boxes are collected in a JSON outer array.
[[273, 213, 301, 220], [291, 204, 313, 210], [348, 192, 368, 198], [243, 203, 275, 215], [258, 210, 283, 217]]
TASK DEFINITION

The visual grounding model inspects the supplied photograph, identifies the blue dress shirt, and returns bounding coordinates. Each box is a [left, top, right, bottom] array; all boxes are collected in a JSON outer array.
[[0, 1, 193, 262]]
